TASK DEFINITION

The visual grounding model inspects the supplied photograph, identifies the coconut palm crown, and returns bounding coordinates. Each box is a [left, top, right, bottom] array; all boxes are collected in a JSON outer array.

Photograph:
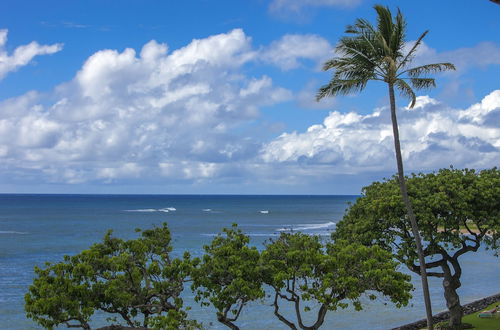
[[317, 5, 455, 329], [317, 5, 455, 106]]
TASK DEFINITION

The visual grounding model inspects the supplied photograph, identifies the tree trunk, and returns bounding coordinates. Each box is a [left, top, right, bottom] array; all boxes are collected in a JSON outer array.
[[443, 273, 463, 328], [273, 292, 298, 329], [303, 304, 327, 330], [218, 316, 240, 330], [388, 83, 433, 330]]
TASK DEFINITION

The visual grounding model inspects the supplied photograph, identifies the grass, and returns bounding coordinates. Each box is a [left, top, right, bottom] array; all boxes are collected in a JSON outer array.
[[461, 301, 500, 330], [419, 301, 500, 330]]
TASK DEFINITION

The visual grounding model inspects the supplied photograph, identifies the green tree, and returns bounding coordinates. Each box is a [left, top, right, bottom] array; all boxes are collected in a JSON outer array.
[[191, 224, 265, 330], [261, 232, 413, 330], [334, 168, 500, 328], [25, 223, 198, 330], [316, 5, 455, 328], [25, 258, 95, 329]]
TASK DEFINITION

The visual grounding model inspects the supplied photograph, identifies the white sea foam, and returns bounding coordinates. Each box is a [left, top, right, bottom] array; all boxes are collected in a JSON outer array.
[[201, 209, 222, 213], [0, 230, 28, 234], [247, 233, 279, 237], [276, 221, 336, 232], [125, 208, 157, 212], [201, 233, 280, 237], [260, 210, 269, 214], [125, 207, 176, 213]]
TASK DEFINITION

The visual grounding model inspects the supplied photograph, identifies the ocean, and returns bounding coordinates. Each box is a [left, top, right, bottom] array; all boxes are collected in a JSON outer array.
[[0, 194, 498, 329]]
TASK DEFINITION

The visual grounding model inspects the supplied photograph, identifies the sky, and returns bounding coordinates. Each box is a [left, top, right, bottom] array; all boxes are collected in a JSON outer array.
[[0, 0, 498, 195]]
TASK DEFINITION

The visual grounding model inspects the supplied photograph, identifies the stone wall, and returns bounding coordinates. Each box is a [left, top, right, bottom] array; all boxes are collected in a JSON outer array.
[[392, 293, 500, 330]]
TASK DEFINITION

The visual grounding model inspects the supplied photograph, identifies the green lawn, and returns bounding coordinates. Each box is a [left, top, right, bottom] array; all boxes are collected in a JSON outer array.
[[419, 301, 500, 330], [462, 301, 500, 330]]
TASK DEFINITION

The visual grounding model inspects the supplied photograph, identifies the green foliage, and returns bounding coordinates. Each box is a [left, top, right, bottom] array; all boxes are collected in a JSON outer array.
[[25, 259, 94, 330], [334, 168, 500, 264], [334, 168, 500, 326], [261, 232, 412, 329], [147, 309, 202, 330], [316, 4, 455, 107], [191, 224, 264, 329], [25, 223, 199, 330]]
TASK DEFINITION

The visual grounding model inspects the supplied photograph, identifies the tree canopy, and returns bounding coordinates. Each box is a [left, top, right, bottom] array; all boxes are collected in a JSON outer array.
[[25, 223, 198, 330], [262, 233, 412, 330], [333, 167, 500, 328], [191, 224, 265, 330], [26, 223, 415, 329]]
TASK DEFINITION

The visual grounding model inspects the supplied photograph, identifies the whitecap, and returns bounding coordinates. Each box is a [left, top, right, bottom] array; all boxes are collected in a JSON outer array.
[[124, 209, 158, 212], [201, 233, 280, 238], [0, 230, 28, 235], [247, 233, 279, 237], [260, 210, 269, 214], [276, 221, 336, 232], [202, 208, 212, 212]]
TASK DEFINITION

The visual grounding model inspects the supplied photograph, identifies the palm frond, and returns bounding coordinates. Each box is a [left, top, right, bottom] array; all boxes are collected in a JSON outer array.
[[316, 78, 369, 100], [346, 18, 374, 35], [395, 79, 416, 108], [340, 44, 378, 68], [317, 4, 455, 111], [410, 78, 436, 90], [397, 30, 429, 71], [374, 5, 394, 46], [404, 63, 456, 77], [391, 8, 407, 59], [322, 56, 377, 79]]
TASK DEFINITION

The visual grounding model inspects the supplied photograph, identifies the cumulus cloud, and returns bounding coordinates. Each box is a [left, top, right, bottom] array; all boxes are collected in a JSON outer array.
[[1, 28, 497, 190], [0, 29, 291, 185], [261, 90, 500, 173], [260, 34, 332, 70], [0, 29, 62, 80]]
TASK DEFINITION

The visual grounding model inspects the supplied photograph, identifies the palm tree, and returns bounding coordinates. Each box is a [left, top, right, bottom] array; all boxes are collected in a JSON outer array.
[[317, 5, 455, 330]]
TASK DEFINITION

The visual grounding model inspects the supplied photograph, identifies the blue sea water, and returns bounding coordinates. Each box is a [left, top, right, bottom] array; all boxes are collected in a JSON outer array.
[[0, 194, 498, 329]]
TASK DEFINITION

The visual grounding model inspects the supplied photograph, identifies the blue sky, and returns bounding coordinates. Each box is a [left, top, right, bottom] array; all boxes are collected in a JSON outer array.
[[0, 0, 498, 194]]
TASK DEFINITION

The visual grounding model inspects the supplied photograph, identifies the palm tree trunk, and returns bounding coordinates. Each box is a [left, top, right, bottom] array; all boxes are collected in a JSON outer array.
[[388, 83, 434, 330]]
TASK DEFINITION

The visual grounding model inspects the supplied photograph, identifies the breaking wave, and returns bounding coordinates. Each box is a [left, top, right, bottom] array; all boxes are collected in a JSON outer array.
[[0, 230, 28, 235], [125, 207, 176, 213], [276, 221, 336, 232]]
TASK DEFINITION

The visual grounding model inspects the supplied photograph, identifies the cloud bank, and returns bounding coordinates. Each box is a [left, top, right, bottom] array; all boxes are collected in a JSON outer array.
[[0, 28, 498, 191], [261, 90, 500, 175], [0, 29, 300, 185]]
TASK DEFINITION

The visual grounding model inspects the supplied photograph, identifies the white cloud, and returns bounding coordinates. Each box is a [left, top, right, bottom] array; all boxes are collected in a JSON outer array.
[[0, 29, 62, 80], [1, 28, 497, 190], [261, 90, 500, 173], [269, 0, 362, 15], [405, 41, 500, 73], [261, 34, 332, 70], [0, 29, 290, 185], [97, 163, 143, 181]]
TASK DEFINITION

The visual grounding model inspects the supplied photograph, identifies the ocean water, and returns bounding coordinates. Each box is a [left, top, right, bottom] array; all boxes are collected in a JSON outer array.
[[0, 194, 498, 329]]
